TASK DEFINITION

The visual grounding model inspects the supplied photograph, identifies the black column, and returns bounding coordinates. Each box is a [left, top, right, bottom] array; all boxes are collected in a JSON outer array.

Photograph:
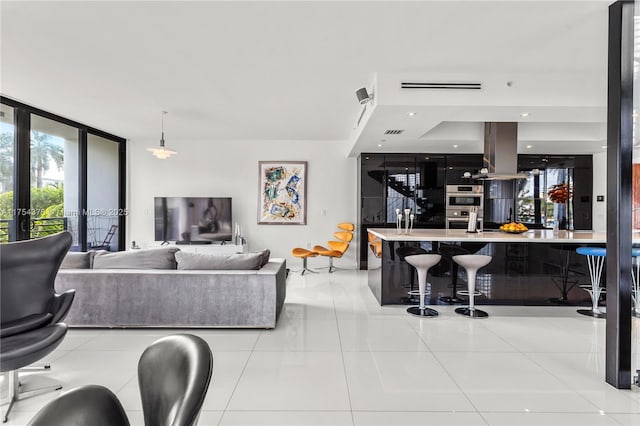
[[118, 140, 127, 251], [606, 0, 634, 389], [78, 129, 88, 252], [14, 108, 30, 241]]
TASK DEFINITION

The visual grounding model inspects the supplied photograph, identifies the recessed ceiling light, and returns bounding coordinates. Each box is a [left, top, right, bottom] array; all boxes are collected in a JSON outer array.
[[602, 145, 607, 149], [521, 112, 530, 117], [453, 144, 458, 148], [408, 112, 416, 117], [378, 144, 383, 147], [526, 145, 532, 149]]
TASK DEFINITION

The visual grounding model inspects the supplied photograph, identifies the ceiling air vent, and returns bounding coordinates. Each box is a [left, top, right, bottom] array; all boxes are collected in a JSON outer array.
[[384, 129, 404, 135], [401, 82, 482, 90]]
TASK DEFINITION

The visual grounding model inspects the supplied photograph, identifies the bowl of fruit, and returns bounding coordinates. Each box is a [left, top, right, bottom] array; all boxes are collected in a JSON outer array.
[[499, 222, 529, 234]]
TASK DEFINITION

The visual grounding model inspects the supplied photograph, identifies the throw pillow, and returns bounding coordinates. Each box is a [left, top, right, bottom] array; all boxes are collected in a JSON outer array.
[[60, 252, 92, 269], [175, 251, 263, 270], [92, 247, 180, 269], [253, 249, 271, 267]]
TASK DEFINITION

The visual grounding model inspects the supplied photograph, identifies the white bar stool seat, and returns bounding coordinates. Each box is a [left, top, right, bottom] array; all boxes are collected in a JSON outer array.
[[404, 254, 442, 317], [453, 254, 492, 318]]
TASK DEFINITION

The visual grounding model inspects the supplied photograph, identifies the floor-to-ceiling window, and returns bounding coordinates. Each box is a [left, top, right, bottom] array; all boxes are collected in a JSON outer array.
[[87, 133, 121, 250], [0, 97, 126, 251], [29, 114, 79, 245]]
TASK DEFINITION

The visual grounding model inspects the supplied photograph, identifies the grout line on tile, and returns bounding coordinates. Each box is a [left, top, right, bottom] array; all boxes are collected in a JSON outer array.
[[329, 272, 356, 426]]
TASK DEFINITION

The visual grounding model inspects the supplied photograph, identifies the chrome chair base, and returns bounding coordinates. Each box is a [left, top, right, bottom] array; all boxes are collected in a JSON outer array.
[[292, 258, 318, 275], [455, 307, 489, 318], [407, 306, 439, 317], [1, 370, 62, 423]]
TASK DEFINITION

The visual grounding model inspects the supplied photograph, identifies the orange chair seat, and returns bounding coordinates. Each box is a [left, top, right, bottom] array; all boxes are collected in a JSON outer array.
[[337, 223, 355, 232], [292, 248, 318, 258], [312, 245, 342, 258], [369, 241, 382, 258]]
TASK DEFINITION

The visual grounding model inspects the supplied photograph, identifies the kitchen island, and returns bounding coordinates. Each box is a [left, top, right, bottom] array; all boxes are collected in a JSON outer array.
[[367, 228, 609, 306]]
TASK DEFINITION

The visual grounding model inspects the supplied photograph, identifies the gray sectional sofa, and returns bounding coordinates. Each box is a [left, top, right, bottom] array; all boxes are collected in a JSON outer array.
[[55, 247, 287, 329]]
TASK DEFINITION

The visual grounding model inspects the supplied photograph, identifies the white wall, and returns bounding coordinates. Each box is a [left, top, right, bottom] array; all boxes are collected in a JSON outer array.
[[127, 139, 357, 269]]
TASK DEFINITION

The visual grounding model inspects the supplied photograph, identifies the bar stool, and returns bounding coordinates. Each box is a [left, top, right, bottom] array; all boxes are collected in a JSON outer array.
[[404, 253, 441, 317], [396, 246, 428, 301], [632, 248, 640, 318], [575, 247, 606, 318], [453, 254, 492, 318], [548, 244, 582, 304]]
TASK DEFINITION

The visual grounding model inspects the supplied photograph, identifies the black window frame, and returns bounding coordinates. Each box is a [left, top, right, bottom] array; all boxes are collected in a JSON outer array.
[[0, 96, 127, 251]]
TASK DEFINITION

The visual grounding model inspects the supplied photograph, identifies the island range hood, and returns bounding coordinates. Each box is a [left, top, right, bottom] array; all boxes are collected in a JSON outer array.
[[471, 122, 528, 180]]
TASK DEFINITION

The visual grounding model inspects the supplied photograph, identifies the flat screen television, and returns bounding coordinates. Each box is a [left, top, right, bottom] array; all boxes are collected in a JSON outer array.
[[154, 197, 232, 243]]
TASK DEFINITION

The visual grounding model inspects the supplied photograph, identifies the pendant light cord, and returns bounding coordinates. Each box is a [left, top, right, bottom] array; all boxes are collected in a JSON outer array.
[[160, 111, 168, 148]]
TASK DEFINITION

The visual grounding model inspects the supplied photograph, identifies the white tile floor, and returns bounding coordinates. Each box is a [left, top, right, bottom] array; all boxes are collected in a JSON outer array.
[[3, 269, 640, 426]]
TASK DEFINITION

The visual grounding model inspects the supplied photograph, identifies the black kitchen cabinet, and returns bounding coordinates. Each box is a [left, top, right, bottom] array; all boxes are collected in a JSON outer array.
[[445, 154, 483, 185], [416, 156, 446, 225]]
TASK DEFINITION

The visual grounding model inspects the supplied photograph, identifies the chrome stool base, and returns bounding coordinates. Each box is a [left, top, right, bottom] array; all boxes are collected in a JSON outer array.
[[455, 307, 488, 318], [407, 306, 439, 317], [577, 308, 606, 319]]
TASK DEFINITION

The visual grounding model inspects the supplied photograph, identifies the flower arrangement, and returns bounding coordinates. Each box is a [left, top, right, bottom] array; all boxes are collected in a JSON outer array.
[[548, 182, 571, 204]]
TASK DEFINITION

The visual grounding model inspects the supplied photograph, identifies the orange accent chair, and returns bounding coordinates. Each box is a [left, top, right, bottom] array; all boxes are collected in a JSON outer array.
[[291, 248, 319, 275], [368, 232, 382, 258], [337, 222, 355, 232], [313, 223, 355, 273]]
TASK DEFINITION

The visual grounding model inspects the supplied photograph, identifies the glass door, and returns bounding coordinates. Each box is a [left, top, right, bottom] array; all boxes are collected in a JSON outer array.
[[30, 114, 79, 249]]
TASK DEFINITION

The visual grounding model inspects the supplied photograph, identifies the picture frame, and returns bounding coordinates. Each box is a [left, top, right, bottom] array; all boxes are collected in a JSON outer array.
[[258, 161, 307, 225]]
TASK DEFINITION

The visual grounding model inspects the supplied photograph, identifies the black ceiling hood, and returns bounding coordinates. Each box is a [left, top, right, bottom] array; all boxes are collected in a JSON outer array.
[[472, 122, 528, 180]]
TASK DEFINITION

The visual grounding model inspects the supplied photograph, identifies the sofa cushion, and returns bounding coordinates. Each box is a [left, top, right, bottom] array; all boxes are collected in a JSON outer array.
[[93, 247, 180, 269], [61, 252, 92, 269], [175, 251, 263, 270], [253, 249, 270, 267]]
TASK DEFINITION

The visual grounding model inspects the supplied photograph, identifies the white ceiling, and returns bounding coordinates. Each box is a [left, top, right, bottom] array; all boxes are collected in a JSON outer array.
[[0, 1, 611, 155]]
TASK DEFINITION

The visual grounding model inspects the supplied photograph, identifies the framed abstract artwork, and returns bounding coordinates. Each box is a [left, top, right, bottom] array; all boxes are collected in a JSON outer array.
[[258, 161, 307, 225]]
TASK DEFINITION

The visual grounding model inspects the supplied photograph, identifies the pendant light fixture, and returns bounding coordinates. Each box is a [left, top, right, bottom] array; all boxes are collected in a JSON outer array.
[[147, 111, 176, 159]]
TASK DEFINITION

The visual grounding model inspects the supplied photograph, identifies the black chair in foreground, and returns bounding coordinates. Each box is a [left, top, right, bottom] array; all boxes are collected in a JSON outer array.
[[28, 334, 214, 426], [1, 324, 68, 422], [1, 231, 74, 422]]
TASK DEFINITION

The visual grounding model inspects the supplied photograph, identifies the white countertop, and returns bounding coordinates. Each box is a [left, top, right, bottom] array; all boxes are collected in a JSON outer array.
[[367, 228, 610, 243]]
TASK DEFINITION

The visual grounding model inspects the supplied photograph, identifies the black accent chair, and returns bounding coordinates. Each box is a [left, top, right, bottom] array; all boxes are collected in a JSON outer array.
[[1, 232, 74, 422], [28, 385, 130, 426], [29, 334, 214, 426], [1, 231, 75, 333]]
